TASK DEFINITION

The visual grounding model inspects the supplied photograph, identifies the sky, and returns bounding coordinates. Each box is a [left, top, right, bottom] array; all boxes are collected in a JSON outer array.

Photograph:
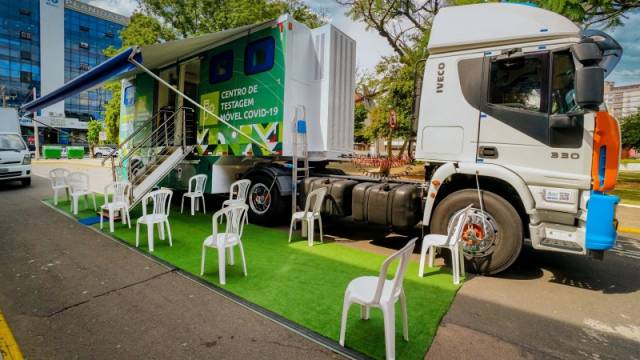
[[86, 0, 394, 74], [603, 10, 640, 86], [86, 0, 638, 85]]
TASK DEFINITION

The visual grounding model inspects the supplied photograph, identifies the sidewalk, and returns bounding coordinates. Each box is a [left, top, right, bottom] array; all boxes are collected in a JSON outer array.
[[31, 159, 113, 194], [617, 205, 640, 239]]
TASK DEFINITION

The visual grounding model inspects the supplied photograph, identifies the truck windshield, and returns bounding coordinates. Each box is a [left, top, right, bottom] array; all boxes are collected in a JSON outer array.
[[551, 50, 577, 114], [0, 134, 26, 151]]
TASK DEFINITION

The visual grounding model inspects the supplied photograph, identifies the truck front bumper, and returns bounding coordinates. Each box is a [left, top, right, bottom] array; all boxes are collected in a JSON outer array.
[[0, 164, 31, 181]]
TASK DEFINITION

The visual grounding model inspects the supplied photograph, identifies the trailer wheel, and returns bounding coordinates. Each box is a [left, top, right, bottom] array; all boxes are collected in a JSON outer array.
[[247, 174, 288, 226], [430, 189, 522, 275]]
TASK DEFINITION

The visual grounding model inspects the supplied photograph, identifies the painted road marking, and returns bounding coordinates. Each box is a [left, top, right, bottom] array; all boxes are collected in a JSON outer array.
[[0, 309, 23, 360], [619, 227, 640, 235]]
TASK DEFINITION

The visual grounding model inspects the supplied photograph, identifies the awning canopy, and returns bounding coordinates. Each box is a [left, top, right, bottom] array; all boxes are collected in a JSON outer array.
[[20, 20, 274, 114], [136, 21, 272, 70], [20, 48, 140, 114]]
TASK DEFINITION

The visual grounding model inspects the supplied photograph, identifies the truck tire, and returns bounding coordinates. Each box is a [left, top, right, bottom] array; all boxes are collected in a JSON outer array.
[[246, 174, 288, 226], [430, 189, 522, 275], [21, 178, 31, 186]]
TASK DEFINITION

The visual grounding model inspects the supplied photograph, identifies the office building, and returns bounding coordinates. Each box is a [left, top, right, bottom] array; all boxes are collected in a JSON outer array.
[[604, 80, 640, 119], [0, 0, 127, 145]]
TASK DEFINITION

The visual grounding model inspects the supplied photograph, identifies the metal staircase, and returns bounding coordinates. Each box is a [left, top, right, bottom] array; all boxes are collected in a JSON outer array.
[[105, 107, 195, 208], [291, 105, 310, 214]]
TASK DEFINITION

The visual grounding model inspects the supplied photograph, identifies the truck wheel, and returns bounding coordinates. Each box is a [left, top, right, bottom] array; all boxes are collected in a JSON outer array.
[[21, 178, 31, 186], [246, 174, 288, 226], [430, 189, 522, 275]]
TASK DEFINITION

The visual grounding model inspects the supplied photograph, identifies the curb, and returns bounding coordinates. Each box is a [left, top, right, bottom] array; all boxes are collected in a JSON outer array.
[[32, 160, 113, 169], [0, 309, 24, 360], [619, 203, 640, 209], [619, 227, 640, 235]]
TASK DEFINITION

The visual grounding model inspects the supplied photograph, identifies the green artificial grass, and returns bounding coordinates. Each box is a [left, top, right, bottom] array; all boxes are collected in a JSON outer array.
[[46, 196, 460, 360], [612, 171, 640, 205]]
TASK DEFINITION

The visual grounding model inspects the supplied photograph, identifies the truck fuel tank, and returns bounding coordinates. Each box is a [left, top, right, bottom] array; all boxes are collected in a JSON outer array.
[[352, 182, 422, 228]]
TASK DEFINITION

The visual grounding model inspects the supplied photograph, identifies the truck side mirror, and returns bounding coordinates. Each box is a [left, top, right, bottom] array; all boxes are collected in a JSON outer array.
[[575, 66, 604, 110], [572, 42, 604, 110]]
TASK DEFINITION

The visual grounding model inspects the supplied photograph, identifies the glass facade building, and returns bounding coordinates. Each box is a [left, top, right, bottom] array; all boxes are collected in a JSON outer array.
[[0, 0, 127, 125], [0, 0, 41, 109], [64, 8, 123, 121]]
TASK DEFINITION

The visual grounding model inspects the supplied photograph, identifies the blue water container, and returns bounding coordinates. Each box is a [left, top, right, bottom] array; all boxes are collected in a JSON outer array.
[[585, 191, 619, 251], [296, 119, 307, 134]]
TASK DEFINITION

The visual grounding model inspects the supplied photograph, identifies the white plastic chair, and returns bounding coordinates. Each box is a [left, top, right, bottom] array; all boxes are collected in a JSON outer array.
[[200, 203, 249, 285], [221, 179, 251, 224], [181, 174, 207, 216], [339, 238, 417, 360], [288, 187, 327, 246], [49, 168, 70, 205], [418, 204, 473, 285], [100, 181, 132, 233], [136, 189, 173, 252], [67, 172, 97, 215]]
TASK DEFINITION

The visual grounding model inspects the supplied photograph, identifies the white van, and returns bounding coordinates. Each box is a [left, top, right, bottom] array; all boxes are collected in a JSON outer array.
[[0, 108, 32, 186], [0, 132, 31, 186]]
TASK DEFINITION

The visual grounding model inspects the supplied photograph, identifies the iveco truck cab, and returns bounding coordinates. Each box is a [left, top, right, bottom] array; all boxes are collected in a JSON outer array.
[[416, 3, 621, 273]]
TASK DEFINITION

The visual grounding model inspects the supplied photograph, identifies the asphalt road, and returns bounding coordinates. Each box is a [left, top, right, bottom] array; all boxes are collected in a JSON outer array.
[[424, 239, 640, 360], [0, 176, 339, 359]]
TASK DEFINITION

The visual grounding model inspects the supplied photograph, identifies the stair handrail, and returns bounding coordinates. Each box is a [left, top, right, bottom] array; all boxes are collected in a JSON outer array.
[[119, 106, 193, 165], [114, 106, 193, 182], [105, 109, 174, 181], [102, 109, 173, 166]]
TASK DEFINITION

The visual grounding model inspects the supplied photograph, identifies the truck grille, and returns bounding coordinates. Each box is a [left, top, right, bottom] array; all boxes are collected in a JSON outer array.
[[0, 161, 20, 165], [0, 171, 22, 178]]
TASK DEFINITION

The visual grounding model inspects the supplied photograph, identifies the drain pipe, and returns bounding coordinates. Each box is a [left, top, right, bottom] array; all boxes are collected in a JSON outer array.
[[128, 51, 273, 154]]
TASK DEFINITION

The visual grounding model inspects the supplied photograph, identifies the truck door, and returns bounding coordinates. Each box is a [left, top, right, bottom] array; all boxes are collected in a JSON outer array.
[[478, 49, 591, 188]]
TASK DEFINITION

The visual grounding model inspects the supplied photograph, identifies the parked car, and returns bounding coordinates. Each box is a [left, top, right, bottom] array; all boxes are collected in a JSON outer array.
[[94, 146, 116, 158], [0, 132, 32, 186]]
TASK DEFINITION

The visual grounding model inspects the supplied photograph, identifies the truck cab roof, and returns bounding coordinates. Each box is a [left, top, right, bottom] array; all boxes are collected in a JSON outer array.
[[428, 3, 581, 54]]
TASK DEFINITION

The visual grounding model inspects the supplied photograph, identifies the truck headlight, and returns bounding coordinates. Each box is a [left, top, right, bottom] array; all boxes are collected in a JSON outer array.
[[23, 154, 31, 165]]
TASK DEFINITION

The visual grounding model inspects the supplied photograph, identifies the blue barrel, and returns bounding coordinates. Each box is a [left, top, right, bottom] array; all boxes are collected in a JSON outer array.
[[585, 191, 619, 251]]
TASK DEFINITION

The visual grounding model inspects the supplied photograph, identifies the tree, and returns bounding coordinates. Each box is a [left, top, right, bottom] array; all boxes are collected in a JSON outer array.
[[354, 102, 368, 143], [536, 0, 640, 28], [102, 13, 176, 145], [139, 0, 326, 37], [87, 120, 102, 157], [621, 112, 640, 150]]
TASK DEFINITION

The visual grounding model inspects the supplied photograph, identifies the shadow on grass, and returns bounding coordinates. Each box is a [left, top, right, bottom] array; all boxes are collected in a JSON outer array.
[[44, 196, 461, 360]]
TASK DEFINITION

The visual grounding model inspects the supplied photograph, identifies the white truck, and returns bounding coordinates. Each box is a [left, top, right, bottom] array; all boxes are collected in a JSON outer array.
[[0, 107, 32, 186], [20, 3, 622, 274]]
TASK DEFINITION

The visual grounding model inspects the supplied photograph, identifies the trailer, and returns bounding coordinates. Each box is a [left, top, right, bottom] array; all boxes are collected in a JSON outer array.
[[21, 4, 623, 274], [114, 16, 355, 224]]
